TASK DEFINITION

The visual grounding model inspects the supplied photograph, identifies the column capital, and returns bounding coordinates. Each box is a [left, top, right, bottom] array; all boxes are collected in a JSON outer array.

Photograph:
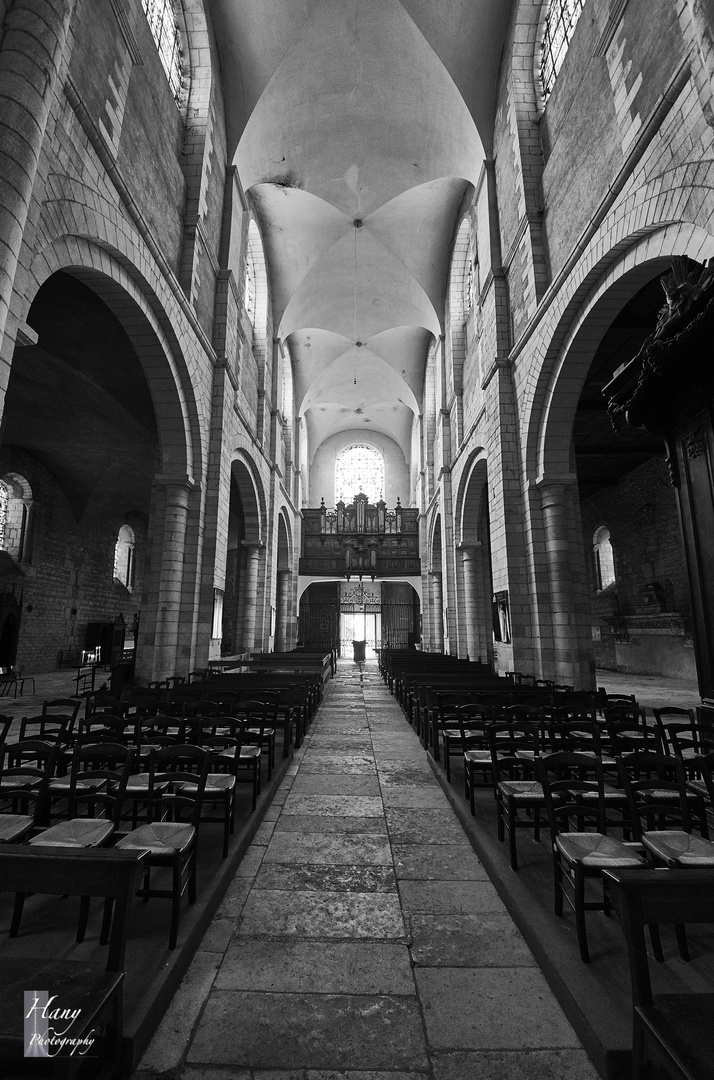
[[241, 539, 265, 551], [154, 473, 196, 491]]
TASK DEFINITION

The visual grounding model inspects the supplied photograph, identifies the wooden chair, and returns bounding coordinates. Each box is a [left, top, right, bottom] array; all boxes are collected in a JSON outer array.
[[0, 846, 147, 1079], [489, 721, 543, 870], [605, 868, 714, 1080], [536, 750, 646, 962], [115, 744, 209, 949]]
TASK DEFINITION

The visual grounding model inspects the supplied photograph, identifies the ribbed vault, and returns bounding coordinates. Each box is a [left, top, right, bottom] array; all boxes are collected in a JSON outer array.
[[208, 0, 515, 475]]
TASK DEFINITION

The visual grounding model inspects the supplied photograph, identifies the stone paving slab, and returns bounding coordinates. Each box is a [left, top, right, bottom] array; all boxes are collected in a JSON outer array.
[[398, 880, 507, 915], [392, 844, 490, 881], [282, 795, 384, 817], [381, 786, 451, 808], [275, 814, 388, 836], [289, 775, 382, 796], [416, 968, 583, 1050], [407, 912, 537, 968], [385, 808, 473, 846], [263, 832, 392, 865], [253, 863, 397, 893], [239, 890, 406, 939], [215, 940, 414, 994], [431, 1050, 599, 1080], [187, 991, 429, 1070]]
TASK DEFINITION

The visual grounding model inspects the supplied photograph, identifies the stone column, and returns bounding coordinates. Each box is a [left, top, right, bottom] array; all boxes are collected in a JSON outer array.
[[540, 482, 578, 682], [275, 568, 291, 652], [241, 541, 263, 655], [0, 0, 78, 352], [430, 570, 444, 651], [153, 478, 193, 678], [460, 543, 482, 661]]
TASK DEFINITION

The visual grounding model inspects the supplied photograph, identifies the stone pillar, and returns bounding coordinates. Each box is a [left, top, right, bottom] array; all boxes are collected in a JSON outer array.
[[153, 478, 193, 678], [0, 0, 77, 352], [540, 482, 579, 682], [430, 570, 444, 651], [275, 568, 291, 652], [241, 541, 263, 655], [460, 543, 482, 662]]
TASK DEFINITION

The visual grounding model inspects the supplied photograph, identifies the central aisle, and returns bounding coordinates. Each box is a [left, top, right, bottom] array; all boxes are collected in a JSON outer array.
[[137, 662, 598, 1079]]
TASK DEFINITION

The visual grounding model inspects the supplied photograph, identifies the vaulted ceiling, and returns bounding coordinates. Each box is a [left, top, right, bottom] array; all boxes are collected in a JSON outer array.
[[209, 0, 515, 469]]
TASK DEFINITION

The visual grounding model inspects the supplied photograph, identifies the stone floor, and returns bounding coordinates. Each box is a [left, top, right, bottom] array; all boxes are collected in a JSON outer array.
[[134, 663, 599, 1080]]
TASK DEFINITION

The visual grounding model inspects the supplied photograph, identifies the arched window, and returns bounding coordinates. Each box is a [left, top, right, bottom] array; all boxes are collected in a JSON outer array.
[[142, 0, 183, 105], [0, 482, 8, 551], [114, 525, 136, 591], [335, 445, 385, 504], [540, 0, 586, 102], [593, 526, 616, 591]]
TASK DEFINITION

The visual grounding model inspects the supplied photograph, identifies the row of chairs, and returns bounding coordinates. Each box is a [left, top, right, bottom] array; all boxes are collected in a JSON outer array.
[[0, 727, 261, 948]]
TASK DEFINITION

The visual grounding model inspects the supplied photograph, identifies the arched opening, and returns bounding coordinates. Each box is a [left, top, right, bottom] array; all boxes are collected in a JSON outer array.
[[572, 274, 693, 680], [274, 513, 293, 652], [141, 0, 184, 105], [428, 513, 444, 651], [2, 271, 158, 673], [457, 458, 494, 666], [538, 0, 587, 103], [114, 525, 136, 591], [222, 456, 265, 656]]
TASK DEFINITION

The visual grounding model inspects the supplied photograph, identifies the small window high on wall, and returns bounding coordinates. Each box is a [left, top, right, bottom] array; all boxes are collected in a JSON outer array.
[[540, 0, 586, 102], [142, 0, 183, 104], [593, 525, 616, 591], [114, 525, 136, 591], [335, 445, 385, 504]]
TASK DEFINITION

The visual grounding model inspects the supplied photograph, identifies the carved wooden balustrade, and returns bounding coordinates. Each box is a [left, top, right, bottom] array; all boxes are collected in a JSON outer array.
[[300, 493, 420, 578]]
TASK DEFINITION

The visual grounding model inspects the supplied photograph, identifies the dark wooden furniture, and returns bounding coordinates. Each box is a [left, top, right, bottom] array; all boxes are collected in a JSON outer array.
[[0, 846, 147, 1078], [606, 868, 714, 1080]]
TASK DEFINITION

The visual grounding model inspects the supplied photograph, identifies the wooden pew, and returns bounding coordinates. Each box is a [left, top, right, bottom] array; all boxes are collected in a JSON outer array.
[[605, 868, 714, 1080], [0, 846, 147, 1078]]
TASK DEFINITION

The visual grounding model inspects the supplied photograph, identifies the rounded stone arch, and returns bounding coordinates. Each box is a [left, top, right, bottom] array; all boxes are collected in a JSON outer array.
[[454, 450, 488, 546], [526, 221, 714, 484], [453, 452, 494, 663], [23, 234, 202, 483], [230, 451, 266, 545], [276, 509, 293, 569]]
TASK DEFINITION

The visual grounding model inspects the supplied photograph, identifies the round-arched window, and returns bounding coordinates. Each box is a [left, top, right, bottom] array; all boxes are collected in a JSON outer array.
[[335, 445, 385, 504], [141, 0, 184, 105], [593, 525, 616, 591], [114, 525, 136, 591], [540, 0, 586, 102]]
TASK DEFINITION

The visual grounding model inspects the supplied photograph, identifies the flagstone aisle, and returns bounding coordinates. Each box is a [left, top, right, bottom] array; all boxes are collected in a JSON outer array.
[[136, 662, 599, 1079]]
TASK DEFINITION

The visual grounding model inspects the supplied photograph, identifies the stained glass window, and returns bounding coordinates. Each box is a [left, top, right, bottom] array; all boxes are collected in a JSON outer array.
[[335, 445, 384, 504], [540, 0, 586, 102], [142, 0, 183, 105]]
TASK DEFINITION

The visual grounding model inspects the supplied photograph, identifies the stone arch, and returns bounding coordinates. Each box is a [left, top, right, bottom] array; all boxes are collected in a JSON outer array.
[[454, 453, 493, 663], [24, 230, 203, 484], [276, 509, 293, 569], [274, 510, 294, 651], [530, 222, 714, 483], [230, 451, 266, 545]]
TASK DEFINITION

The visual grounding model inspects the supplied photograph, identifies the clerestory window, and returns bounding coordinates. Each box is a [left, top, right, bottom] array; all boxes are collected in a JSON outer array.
[[335, 445, 385, 505], [540, 0, 586, 102], [142, 0, 183, 105]]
